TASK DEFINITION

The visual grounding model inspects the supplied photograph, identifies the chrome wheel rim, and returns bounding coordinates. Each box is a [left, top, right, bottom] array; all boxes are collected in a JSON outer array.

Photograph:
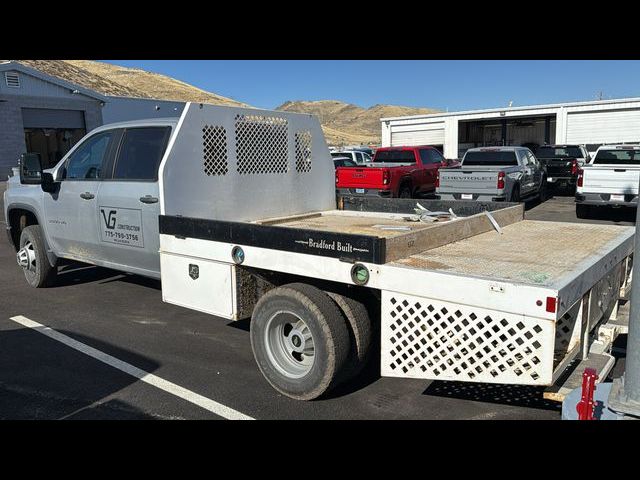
[[264, 311, 315, 379], [17, 240, 37, 273]]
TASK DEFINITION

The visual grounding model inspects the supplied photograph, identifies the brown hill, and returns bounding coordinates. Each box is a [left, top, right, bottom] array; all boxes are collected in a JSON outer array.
[[16, 60, 248, 107], [277, 100, 440, 145]]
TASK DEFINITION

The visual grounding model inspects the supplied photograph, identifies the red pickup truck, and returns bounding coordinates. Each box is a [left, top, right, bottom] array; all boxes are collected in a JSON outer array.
[[335, 145, 457, 198]]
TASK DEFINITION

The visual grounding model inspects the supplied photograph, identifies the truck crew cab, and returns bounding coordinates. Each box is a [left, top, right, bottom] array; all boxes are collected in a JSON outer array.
[[5, 118, 176, 287]]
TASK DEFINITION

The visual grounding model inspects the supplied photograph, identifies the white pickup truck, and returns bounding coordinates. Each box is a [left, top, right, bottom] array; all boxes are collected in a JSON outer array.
[[576, 145, 640, 219], [4, 103, 634, 402]]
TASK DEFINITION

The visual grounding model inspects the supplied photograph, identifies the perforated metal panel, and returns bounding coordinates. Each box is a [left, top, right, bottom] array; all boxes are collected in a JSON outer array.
[[553, 300, 581, 368], [235, 114, 288, 175], [381, 292, 555, 385], [202, 125, 228, 176], [295, 130, 312, 173], [161, 103, 336, 223]]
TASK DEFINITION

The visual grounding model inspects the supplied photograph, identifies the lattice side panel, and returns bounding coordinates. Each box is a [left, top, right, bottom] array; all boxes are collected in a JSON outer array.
[[203, 125, 228, 176], [553, 299, 582, 369], [381, 292, 555, 385], [294, 130, 312, 173], [235, 114, 289, 175]]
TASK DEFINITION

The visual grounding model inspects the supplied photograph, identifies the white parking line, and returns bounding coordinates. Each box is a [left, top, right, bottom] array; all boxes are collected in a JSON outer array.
[[9, 315, 254, 420]]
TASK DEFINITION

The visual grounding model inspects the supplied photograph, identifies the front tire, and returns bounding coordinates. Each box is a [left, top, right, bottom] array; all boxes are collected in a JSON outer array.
[[18, 225, 57, 288], [250, 283, 351, 400]]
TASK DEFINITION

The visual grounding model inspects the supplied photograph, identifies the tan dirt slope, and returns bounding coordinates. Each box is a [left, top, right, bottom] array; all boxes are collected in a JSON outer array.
[[277, 100, 440, 145], [16, 60, 248, 107]]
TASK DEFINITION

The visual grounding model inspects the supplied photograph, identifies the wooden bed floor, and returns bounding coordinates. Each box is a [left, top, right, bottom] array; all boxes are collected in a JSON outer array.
[[270, 212, 454, 239]]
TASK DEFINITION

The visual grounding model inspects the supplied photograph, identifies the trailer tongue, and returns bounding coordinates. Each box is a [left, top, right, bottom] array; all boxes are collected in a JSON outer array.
[[157, 103, 633, 401]]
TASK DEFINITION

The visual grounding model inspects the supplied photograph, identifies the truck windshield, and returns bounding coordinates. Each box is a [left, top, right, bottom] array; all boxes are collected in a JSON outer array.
[[536, 146, 582, 159], [463, 151, 518, 166], [373, 150, 416, 163], [593, 149, 640, 165]]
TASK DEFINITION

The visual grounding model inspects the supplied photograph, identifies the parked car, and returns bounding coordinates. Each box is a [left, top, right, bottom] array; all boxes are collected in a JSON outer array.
[[331, 150, 372, 165], [575, 144, 640, 218], [335, 145, 458, 198], [535, 144, 590, 191], [333, 156, 357, 168], [436, 146, 547, 202]]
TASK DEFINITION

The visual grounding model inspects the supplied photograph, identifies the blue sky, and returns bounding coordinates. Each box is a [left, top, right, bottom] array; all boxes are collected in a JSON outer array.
[[102, 60, 640, 111]]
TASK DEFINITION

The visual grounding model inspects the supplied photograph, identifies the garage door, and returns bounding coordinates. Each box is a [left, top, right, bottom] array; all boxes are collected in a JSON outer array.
[[391, 124, 445, 146], [22, 108, 86, 129], [566, 109, 640, 144]]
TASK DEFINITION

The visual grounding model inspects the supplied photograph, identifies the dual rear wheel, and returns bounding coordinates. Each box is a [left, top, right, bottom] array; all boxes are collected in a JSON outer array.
[[250, 283, 372, 401]]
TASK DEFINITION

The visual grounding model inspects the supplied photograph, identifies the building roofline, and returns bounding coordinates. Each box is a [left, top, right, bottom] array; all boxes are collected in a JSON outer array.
[[0, 61, 108, 102], [380, 96, 640, 122]]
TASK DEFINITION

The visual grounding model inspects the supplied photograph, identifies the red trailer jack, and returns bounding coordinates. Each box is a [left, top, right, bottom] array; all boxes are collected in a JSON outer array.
[[576, 368, 598, 420]]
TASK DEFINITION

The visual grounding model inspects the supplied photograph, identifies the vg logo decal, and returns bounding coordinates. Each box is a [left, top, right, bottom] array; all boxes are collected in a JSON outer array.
[[101, 209, 117, 230]]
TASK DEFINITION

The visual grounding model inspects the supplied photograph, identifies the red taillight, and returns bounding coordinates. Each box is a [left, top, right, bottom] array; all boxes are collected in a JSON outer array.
[[546, 296, 557, 313], [570, 159, 578, 175], [497, 171, 505, 190], [435, 171, 440, 188], [382, 170, 390, 185], [577, 168, 584, 187], [335, 170, 339, 185]]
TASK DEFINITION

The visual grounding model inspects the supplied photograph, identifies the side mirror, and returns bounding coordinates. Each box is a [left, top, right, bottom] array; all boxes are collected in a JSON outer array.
[[41, 172, 59, 193], [19, 153, 43, 185]]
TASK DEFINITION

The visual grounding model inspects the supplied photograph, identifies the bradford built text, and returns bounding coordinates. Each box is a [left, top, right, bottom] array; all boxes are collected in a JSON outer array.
[[308, 238, 354, 253]]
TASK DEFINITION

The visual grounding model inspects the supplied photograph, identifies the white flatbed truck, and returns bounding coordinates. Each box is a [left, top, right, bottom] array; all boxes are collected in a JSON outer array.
[[7, 103, 634, 401], [155, 104, 633, 400]]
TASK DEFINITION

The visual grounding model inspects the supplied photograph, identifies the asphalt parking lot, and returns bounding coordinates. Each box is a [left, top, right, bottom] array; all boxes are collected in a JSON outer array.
[[0, 182, 632, 420]]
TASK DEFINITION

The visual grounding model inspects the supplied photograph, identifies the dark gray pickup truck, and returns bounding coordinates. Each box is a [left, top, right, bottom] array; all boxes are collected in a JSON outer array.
[[436, 146, 547, 202]]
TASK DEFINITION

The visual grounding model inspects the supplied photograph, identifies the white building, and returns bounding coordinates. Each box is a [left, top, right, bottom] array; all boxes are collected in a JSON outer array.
[[381, 97, 640, 159]]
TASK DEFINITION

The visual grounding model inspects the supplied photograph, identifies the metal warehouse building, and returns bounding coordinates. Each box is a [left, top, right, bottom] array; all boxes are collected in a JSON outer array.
[[380, 97, 640, 160], [0, 61, 185, 178]]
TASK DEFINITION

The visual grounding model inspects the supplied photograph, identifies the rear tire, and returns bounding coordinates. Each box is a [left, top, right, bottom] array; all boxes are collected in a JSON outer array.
[[576, 203, 591, 219], [398, 185, 412, 198], [18, 225, 57, 288], [510, 184, 521, 203], [326, 291, 372, 383], [250, 283, 351, 401]]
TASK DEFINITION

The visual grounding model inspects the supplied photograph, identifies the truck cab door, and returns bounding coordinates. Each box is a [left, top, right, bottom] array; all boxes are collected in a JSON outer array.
[[518, 150, 533, 195], [43, 129, 118, 261], [528, 151, 543, 190], [418, 148, 442, 193], [95, 126, 171, 278]]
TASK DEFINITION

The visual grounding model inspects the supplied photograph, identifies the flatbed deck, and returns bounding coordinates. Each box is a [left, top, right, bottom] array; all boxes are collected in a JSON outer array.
[[392, 220, 635, 288]]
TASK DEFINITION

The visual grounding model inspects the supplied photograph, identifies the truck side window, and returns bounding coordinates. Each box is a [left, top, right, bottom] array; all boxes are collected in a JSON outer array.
[[64, 131, 113, 180], [420, 149, 444, 164], [526, 151, 537, 166], [430, 149, 445, 163], [112, 127, 171, 181], [355, 152, 363, 163], [518, 150, 529, 165]]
